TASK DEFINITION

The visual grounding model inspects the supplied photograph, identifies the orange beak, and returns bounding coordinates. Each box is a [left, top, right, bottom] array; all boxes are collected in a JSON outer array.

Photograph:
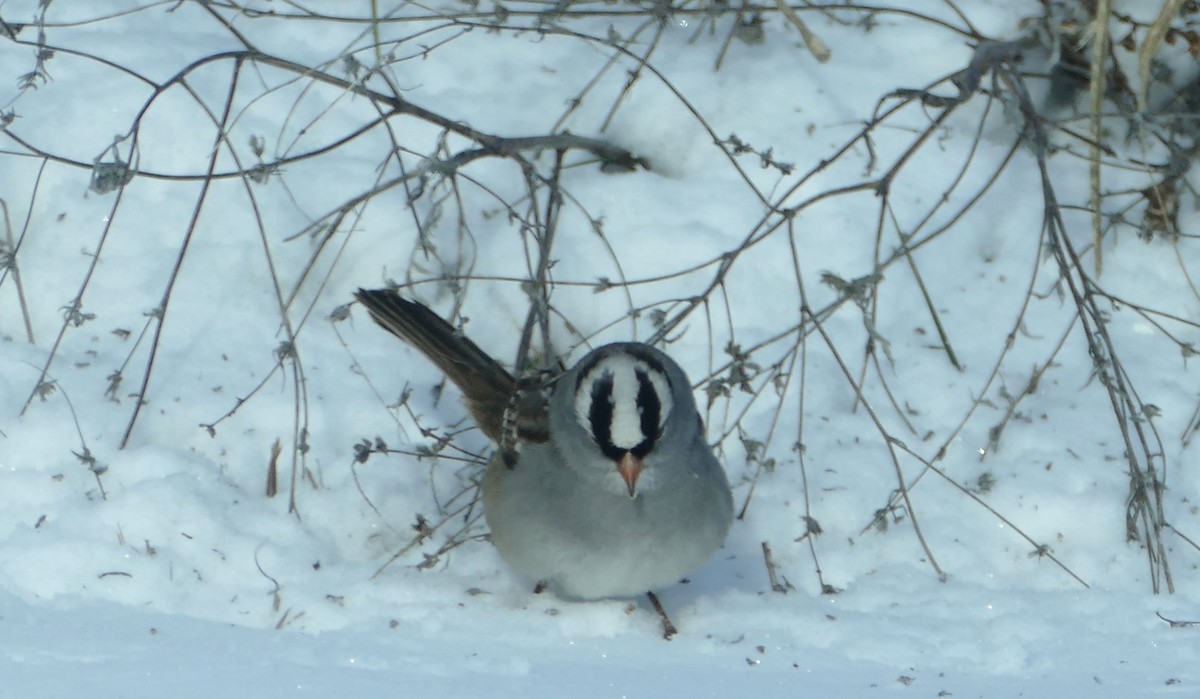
[[616, 452, 643, 498]]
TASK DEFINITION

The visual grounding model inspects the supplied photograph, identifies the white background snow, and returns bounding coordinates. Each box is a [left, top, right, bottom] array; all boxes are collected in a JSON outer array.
[[2, 1, 1199, 696]]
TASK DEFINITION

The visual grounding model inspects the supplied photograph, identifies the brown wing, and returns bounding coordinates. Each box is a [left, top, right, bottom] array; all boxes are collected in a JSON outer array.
[[355, 288, 515, 443]]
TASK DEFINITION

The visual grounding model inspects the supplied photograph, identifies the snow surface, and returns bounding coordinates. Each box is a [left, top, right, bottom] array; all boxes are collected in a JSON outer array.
[[2, 1, 1199, 696]]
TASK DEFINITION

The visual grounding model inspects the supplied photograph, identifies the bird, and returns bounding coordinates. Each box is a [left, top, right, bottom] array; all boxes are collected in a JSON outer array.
[[354, 287, 733, 638]]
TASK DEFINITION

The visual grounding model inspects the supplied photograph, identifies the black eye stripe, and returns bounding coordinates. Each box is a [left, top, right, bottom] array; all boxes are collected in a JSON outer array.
[[587, 372, 625, 461], [634, 368, 661, 456]]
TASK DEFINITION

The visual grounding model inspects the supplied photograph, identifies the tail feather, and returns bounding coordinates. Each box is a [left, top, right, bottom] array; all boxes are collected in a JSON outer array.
[[355, 288, 515, 442]]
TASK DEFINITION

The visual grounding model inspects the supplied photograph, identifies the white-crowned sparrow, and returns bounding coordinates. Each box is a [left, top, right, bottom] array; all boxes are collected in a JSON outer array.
[[355, 288, 733, 637]]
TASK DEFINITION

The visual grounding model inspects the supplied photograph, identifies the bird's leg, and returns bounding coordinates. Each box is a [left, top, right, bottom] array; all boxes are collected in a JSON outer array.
[[646, 591, 677, 640]]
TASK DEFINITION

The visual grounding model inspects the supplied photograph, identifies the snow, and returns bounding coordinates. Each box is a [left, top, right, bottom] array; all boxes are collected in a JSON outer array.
[[2, 0, 1199, 696]]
